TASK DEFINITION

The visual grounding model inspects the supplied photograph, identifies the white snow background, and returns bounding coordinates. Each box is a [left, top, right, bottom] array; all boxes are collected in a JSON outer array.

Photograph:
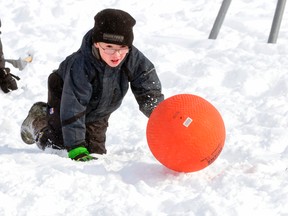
[[1, 0, 288, 215]]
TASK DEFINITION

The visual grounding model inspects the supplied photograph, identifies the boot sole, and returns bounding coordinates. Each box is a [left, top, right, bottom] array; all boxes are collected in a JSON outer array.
[[21, 102, 47, 144]]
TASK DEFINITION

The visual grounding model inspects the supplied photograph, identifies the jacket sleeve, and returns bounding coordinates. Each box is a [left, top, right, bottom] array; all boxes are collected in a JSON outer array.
[[0, 37, 5, 68], [126, 47, 164, 117], [60, 58, 93, 149]]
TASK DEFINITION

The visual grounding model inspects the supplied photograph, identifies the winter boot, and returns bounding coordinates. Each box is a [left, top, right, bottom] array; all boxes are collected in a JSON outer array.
[[21, 102, 65, 151], [21, 102, 48, 145]]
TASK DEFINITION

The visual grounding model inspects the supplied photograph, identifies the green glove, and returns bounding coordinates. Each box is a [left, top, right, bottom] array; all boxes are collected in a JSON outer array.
[[68, 146, 96, 162]]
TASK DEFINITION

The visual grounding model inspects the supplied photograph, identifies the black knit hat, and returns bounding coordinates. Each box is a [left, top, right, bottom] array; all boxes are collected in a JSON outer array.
[[92, 9, 136, 47]]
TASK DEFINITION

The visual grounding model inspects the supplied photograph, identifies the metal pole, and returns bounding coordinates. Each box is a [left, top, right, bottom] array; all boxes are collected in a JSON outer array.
[[268, 0, 286, 43], [209, 0, 232, 39]]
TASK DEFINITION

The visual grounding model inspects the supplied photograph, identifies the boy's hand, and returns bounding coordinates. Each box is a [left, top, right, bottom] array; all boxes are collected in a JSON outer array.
[[68, 146, 97, 162]]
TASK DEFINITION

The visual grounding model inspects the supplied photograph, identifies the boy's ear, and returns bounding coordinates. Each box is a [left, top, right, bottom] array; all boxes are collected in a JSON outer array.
[[94, 43, 99, 49]]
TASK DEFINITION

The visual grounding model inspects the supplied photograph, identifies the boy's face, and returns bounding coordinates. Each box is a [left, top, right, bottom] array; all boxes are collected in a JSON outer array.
[[94, 42, 129, 67]]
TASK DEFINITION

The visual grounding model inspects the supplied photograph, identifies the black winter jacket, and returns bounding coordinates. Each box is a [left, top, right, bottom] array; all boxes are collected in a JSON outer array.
[[55, 29, 164, 149]]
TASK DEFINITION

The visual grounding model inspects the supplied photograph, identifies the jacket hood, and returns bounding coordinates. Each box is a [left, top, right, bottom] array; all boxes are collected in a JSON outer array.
[[80, 29, 95, 57]]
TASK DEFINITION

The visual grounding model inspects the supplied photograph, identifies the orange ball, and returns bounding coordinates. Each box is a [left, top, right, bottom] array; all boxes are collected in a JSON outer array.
[[146, 94, 226, 172]]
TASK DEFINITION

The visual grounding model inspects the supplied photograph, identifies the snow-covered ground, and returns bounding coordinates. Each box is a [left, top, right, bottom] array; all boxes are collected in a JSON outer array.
[[1, 0, 288, 215]]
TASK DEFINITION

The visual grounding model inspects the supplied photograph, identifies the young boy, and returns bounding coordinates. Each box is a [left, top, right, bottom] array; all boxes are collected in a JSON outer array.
[[21, 9, 164, 161]]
